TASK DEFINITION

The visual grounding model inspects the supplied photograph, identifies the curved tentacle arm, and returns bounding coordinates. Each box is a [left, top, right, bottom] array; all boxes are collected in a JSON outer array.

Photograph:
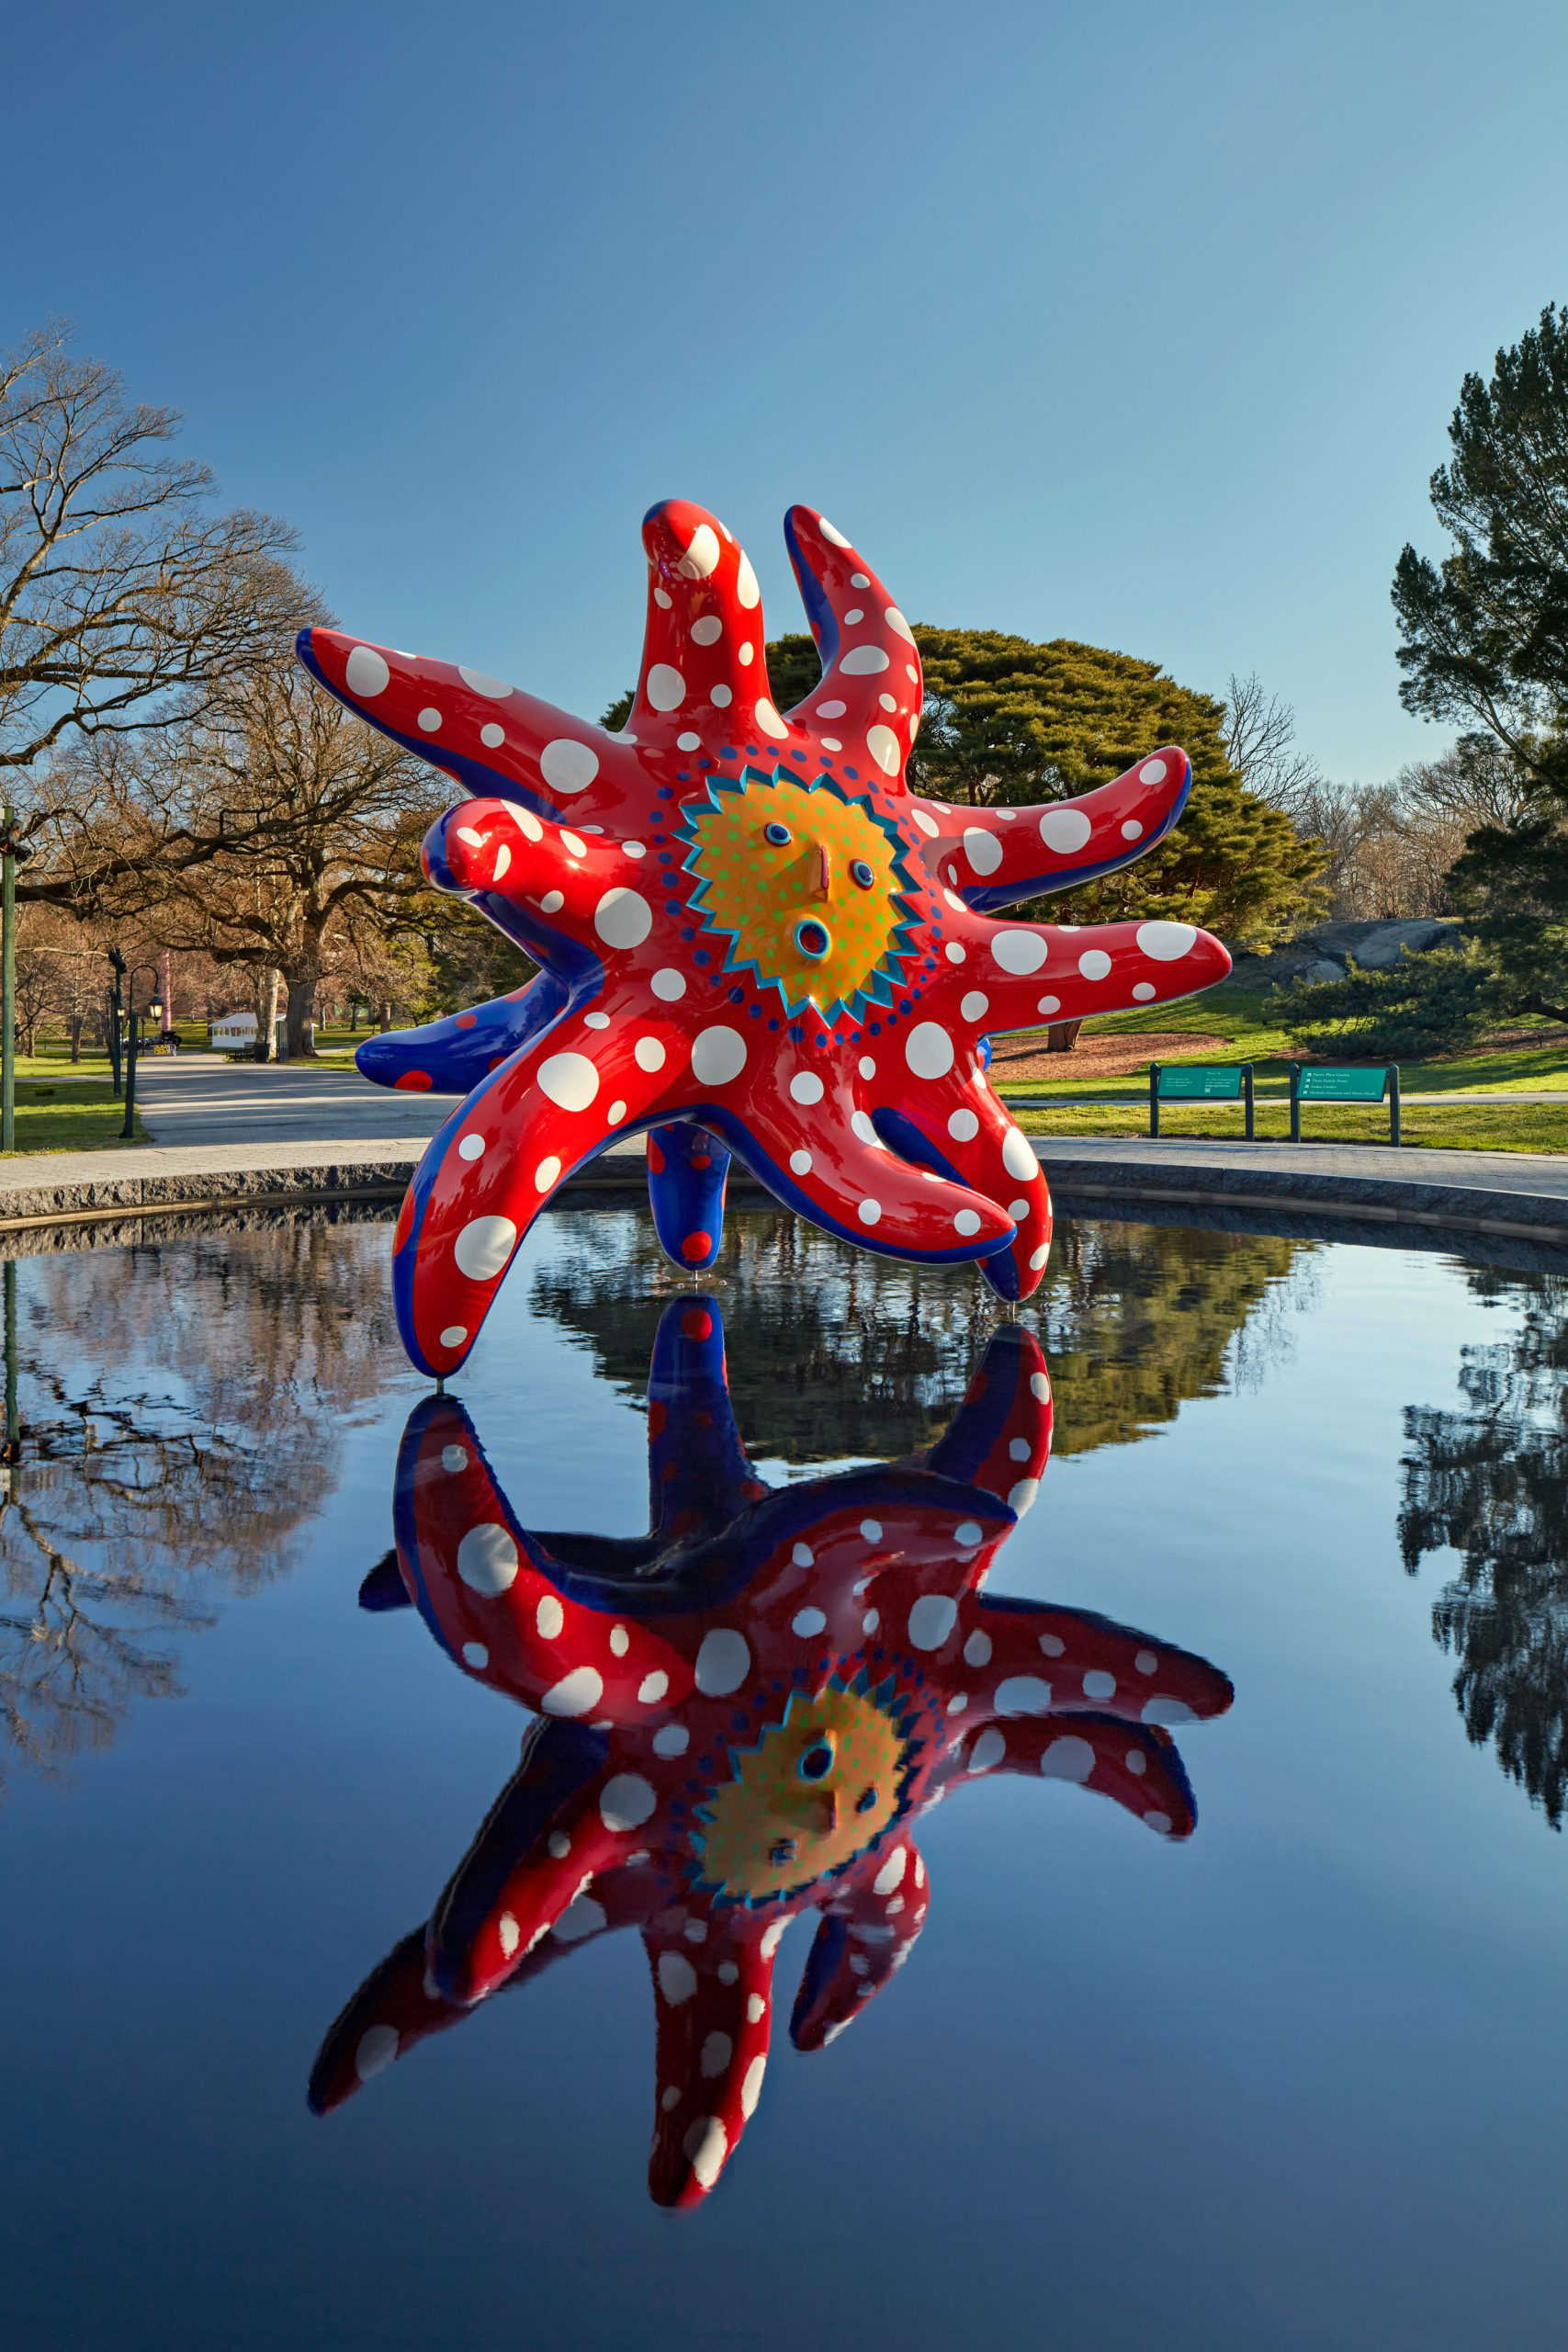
[[390, 1010, 680, 1375], [715, 1081, 1014, 1268], [920, 1325, 1053, 1506], [780, 503, 923, 772], [644, 1920, 777, 2209], [953, 914, 1232, 1032], [915, 748, 1195, 913], [424, 797, 629, 945], [645, 1295, 761, 1540], [354, 976, 563, 1096], [297, 625, 637, 827], [790, 1835, 931, 2052], [963, 1597, 1236, 1727], [947, 1713, 1203, 1839], [393, 1396, 695, 1713], [632, 502, 782, 744], [425, 1727, 646, 2006], [646, 1124, 732, 1278], [874, 1080, 1053, 1308]]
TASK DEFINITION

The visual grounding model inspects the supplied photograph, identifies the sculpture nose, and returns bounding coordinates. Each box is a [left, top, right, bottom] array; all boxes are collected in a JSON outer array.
[[812, 843, 831, 899]]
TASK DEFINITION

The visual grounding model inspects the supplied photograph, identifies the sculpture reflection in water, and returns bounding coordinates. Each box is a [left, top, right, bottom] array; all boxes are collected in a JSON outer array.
[[311, 1303, 1233, 2207]]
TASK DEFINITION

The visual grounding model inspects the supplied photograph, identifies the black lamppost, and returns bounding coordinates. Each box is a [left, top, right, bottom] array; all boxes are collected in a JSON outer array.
[[0, 808, 35, 1151], [120, 964, 160, 1143], [107, 947, 127, 1099]]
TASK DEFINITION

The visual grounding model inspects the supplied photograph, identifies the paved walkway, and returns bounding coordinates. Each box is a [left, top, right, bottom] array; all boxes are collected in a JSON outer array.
[[1, 1054, 1567, 1246]]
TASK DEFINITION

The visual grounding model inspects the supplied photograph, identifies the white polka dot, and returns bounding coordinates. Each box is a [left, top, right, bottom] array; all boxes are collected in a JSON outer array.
[[1037, 994, 1060, 1016], [439, 1325, 468, 1348], [1122, 819, 1144, 840], [547, 1831, 570, 1859], [746, 1992, 766, 2024], [658, 1951, 697, 2005], [908, 1594, 958, 1650], [534, 1155, 562, 1191], [964, 1630, 992, 1667], [739, 642, 754, 665], [1143, 1696, 1195, 1725], [417, 706, 442, 732], [676, 729, 701, 752], [817, 697, 847, 718], [905, 1022, 954, 1080], [685, 2116, 728, 2188], [735, 550, 761, 608], [821, 736, 842, 752], [840, 644, 890, 674], [456, 1523, 517, 1593], [354, 2023, 399, 2079], [594, 888, 653, 949], [792, 1544, 814, 1567], [912, 806, 940, 837], [609, 1625, 629, 1657], [695, 1629, 750, 1695], [1140, 757, 1168, 785], [1008, 1199, 1031, 1219], [457, 1134, 485, 1161], [1145, 1811, 1175, 1836], [1077, 949, 1112, 980], [956, 1521, 984, 1548], [536, 1595, 564, 1638], [962, 827, 1001, 876], [1038, 1632, 1065, 1657], [850, 1109, 881, 1148], [874, 1846, 908, 1894], [458, 666, 513, 699], [692, 1026, 746, 1085], [1030, 1243, 1049, 1270], [1039, 806, 1092, 853], [1133, 982, 1156, 1001], [700, 2030, 732, 2078], [818, 516, 851, 547], [515, 808, 543, 842], [637, 1670, 669, 1703], [442, 1445, 468, 1475], [1135, 1650, 1158, 1675], [635, 1036, 666, 1073], [953, 1208, 982, 1236], [858, 1198, 882, 1226], [761, 1918, 788, 1958], [1041, 1736, 1096, 1781], [454, 1215, 517, 1280], [600, 1773, 658, 1831], [858, 1056, 876, 1079], [690, 614, 723, 646], [537, 1052, 599, 1111], [990, 929, 1048, 976], [1136, 920, 1198, 961], [645, 663, 685, 711], [948, 1108, 979, 1143], [539, 739, 599, 794], [755, 697, 789, 739], [679, 523, 720, 579], [1032, 1372, 1051, 1401], [885, 605, 917, 644], [968, 1727, 1007, 1773], [654, 587, 672, 610], [793, 1607, 827, 1637], [607, 1100, 626, 1124], [845, 607, 864, 625], [461, 1640, 489, 1669], [553, 1894, 607, 1941], [1126, 1748, 1148, 1776], [479, 722, 505, 749], [344, 645, 389, 698], [859, 1518, 883, 1545], [539, 890, 564, 914], [560, 830, 587, 858], [878, 692, 897, 711], [1008, 1477, 1040, 1512], [995, 1675, 1054, 1715], [866, 724, 901, 775], [711, 683, 733, 707], [584, 1011, 610, 1029], [1001, 1126, 1036, 1181], [789, 1069, 825, 1104], [650, 967, 687, 1002], [653, 1724, 689, 1757], [542, 1666, 603, 1715], [789, 1148, 813, 1176]]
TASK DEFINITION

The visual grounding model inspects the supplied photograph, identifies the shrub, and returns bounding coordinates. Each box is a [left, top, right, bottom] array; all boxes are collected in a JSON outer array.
[[1269, 941, 1501, 1059]]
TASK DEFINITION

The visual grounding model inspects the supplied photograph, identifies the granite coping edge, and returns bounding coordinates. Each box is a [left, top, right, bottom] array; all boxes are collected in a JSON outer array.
[[1, 1142, 1568, 1244]]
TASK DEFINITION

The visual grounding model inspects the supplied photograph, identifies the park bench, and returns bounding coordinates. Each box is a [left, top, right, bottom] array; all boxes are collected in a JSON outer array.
[[1148, 1062, 1254, 1138], [1290, 1062, 1401, 1146]]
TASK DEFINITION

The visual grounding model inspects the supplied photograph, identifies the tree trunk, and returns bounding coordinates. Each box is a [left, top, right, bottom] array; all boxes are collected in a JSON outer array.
[[1517, 994, 1568, 1025], [379, 998, 393, 1032], [1044, 1020, 1085, 1053], [284, 973, 318, 1059], [253, 968, 282, 1061], [69, 1016, 83, 1063]]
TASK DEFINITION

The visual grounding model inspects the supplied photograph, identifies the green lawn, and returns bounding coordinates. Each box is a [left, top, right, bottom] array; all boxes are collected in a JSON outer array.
[[1018, 1099, 1568, 1154], [1001, 983, 1568, 1100], [0, 1080, 147, 1156]]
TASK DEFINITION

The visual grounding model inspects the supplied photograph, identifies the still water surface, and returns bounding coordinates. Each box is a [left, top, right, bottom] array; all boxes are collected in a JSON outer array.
[[3, 1208, 1566, 2349]]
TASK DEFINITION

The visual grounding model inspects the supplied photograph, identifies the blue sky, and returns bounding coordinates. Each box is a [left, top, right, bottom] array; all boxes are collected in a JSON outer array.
[[17, 0, 1568, 781]]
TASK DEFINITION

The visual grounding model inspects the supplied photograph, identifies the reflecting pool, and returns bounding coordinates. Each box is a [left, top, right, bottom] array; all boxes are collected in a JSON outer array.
[[3, 1208, 1567, 2348]]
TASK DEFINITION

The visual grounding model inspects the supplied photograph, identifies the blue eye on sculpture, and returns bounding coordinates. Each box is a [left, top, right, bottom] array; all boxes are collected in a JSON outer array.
[[851, 859, 875, 890], [794, 919, 831, 962], [764, 821, 792, 847]]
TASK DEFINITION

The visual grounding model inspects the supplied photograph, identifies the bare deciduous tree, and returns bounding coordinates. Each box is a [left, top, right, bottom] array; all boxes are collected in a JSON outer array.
[[1222, 671, 1326, 821]]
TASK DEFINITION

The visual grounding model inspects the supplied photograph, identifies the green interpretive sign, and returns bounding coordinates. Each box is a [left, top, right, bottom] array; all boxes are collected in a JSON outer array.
[[1298, 1067, 1389, 1102], [1156, 1067, 1245, 1100]]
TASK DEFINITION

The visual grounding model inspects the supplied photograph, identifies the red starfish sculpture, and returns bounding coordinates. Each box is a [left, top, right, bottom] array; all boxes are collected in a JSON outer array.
[[298, 503, 1231, 1377], [310, 1304, 1234, 2207]]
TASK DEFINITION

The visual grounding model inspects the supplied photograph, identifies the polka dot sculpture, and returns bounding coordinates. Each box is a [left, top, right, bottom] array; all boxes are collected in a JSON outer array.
[[309, 1301, 1234, 2209], [297, 502, 1232, 1377]]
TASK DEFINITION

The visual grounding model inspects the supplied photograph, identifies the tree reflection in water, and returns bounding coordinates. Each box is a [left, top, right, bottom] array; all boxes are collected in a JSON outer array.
[[0, 1218, 399, 1787], [1401, 1265, 1568, 1828], [530, 1208, 1317, 1464]]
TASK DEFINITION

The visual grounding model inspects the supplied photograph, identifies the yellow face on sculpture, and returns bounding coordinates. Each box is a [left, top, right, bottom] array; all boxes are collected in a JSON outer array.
[[692, 1681, 912, 1902], [681, 775, 910, 1020]]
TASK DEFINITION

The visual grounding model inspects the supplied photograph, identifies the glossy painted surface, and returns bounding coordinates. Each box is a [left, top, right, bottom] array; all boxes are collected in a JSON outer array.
[[299, 499, 1228, 1373], [5, 1209, 1568, 2348]]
